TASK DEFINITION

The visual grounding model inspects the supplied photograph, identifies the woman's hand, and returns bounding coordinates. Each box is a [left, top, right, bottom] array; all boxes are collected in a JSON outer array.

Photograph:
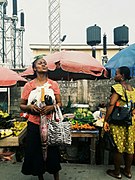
[[103, 121, 110, 132], [28, 104, 41, 115], [132, 109, 135, 115], [40, 105, 54, 115]]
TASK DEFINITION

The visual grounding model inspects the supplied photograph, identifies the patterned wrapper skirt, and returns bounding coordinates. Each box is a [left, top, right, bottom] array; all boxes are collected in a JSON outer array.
[[110, 120, 135, 154]]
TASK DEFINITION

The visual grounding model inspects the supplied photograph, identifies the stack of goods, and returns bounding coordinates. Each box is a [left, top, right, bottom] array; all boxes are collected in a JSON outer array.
[[68, 108, 96, 130], [0, 108, 28, 139], [11, 121, 27, 136], [0, 110, 11, 129], [92, 108, 106, 127], [0, 121, 27, 139], [0, 129, 13, 139], [93, 117, 104, 127]]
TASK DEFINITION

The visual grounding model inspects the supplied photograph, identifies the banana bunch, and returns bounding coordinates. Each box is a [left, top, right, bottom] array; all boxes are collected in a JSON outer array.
[[0, 110, 10, 118], [11, 121, 27, 136], [0, 129, 13, 138]]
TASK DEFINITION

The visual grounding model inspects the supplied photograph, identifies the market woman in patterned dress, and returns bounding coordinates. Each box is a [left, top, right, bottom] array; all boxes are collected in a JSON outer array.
[[104, 66, 135, 179], [20, 54, 62, 180]]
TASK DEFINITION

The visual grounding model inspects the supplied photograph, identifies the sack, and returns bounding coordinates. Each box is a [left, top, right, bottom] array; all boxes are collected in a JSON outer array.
[[48, 105, 72, 146], [102, 132, 116, 151], [109, 106, 132, 126]]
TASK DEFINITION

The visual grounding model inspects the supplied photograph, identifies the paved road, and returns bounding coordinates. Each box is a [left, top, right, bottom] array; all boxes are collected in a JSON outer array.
[[0, 162, 135, 180]]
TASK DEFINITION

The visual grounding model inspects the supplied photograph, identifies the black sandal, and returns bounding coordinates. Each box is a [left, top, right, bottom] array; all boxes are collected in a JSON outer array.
[[120, 167, 132, 178], [106, 169, 122, 179]]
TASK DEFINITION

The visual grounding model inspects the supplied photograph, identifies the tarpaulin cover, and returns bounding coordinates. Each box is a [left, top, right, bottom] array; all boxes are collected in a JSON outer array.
[[0, 67, 27, 87], [20, 50, 107, 80], [105, 43, 135, 77]]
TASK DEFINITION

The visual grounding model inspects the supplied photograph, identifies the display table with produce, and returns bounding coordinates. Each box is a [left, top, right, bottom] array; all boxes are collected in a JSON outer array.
[[0, 118, 27, 162], [64, 105, 100, 164], [0, 121, 27, 147]]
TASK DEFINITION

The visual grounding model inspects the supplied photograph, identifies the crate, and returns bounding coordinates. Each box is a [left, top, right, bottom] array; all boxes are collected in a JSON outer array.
[[0, 126, 27, 147]]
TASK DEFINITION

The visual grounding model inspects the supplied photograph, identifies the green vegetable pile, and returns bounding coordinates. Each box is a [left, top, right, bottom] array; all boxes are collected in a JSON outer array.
[[71, 108, 95, 125]]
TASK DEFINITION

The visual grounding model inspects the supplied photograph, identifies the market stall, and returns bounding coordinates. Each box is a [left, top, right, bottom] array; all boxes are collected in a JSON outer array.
[[0, 113, 28, 161], [0, 121, 27, 147], [0, 111, 27, 145], [62, 104, 102, 164], [0, 67, 27, 161]]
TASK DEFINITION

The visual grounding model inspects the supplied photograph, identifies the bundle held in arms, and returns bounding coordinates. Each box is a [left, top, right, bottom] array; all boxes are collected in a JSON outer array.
[[40, 87, 48, 160], [48, 105, 72, 146]]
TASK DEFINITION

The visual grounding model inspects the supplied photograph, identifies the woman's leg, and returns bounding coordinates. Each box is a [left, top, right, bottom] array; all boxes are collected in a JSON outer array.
[[38, 174, 44, 180], [107, 151, 122, 178], [123, 153, 133, 174], [53, 172, 59, 180], [22, 122, 45, 176], [113, 151, 123, 174]]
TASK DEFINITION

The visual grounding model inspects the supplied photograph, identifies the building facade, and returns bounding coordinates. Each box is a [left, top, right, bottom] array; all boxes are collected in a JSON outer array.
[[29, 43, 128, 65]]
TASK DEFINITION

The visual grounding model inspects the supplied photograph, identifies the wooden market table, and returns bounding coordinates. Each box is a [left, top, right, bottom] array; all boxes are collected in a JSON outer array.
[[71, 129, 99, 165], [0, 126, 27, 147]]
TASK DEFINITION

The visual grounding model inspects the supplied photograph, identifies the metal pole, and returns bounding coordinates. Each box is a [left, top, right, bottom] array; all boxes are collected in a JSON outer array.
[[92, 46, 96, 58], [13, 19, 16, 68], [58, 0, 61, 52], [7, 87, 10, 114], [21, 31, 23, 67], [2, 2, 6, 63]]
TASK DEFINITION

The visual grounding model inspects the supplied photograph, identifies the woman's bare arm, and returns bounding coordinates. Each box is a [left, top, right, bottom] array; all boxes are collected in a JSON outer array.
[[20, 99, 41, 115], [104, 92, 119, 122], [104, 92, 119, 131], [55, 94, 62, 107]]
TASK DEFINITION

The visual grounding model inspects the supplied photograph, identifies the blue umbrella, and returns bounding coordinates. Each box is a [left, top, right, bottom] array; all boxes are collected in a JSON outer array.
[[105, 43, 135, 77]]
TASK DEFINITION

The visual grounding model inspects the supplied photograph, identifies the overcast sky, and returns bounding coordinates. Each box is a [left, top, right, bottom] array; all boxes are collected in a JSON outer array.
[[7, 0, 135, 65]]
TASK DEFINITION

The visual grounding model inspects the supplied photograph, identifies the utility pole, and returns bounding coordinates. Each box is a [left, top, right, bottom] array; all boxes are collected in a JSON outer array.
[[102, 33, 108, 65]]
